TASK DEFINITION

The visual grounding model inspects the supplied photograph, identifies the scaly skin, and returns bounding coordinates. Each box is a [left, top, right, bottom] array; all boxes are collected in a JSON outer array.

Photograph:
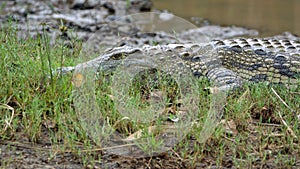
[[62, 38, 300, 92]]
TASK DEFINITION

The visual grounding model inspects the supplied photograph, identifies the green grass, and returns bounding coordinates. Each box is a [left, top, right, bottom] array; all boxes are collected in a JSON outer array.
[[0, 23, 83, 141], [0, 23, 299, 168]]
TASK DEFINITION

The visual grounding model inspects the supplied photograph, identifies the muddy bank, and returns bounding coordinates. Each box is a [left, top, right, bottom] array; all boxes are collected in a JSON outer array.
[[0, 0, 265, 49]]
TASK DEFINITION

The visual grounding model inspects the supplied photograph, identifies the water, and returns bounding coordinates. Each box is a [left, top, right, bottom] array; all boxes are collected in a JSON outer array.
[[152, 0, 300, 36]]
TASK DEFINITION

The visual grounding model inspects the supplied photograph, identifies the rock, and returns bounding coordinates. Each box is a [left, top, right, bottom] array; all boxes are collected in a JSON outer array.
[[271, 32, 300, 40], [179, 25, 259, 42], [70, 0, 101, 9], [130, 0, 152, 12]]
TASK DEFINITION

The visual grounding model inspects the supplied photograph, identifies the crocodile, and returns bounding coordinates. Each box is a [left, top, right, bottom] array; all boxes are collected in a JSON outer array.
[[63, 38, 300, 93]]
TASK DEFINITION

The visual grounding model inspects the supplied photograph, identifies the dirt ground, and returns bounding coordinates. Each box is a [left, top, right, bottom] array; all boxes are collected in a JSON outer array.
[[1, 119, 299, 169]]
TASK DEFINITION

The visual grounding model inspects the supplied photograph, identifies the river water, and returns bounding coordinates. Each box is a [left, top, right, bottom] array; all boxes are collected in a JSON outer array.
[[152, 0, 300, 36]]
